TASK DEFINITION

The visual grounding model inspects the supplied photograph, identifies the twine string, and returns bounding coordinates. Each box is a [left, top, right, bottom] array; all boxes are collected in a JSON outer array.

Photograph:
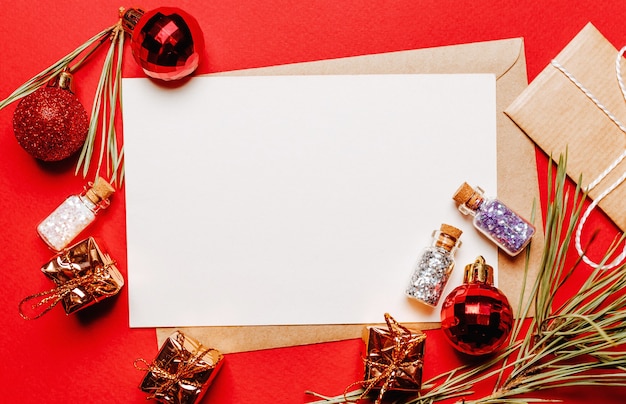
[[550, 47, 626, 269]]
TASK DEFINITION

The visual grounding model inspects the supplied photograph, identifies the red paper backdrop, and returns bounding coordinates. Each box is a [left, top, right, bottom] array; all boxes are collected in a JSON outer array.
[[1, 1, 625, 403]]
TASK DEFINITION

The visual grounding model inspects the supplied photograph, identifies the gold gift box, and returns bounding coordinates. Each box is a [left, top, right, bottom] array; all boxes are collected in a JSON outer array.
[[41, 237, 124, 315], [362, 315, 426, 394], [20, 237, 124, 319], [138, 331, 224, 404]]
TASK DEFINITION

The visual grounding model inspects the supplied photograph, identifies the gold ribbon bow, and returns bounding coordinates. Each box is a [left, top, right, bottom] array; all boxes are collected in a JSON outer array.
[[134, 356, 205, 401], [344, 313, 426, 404], [135, 332, 222, 402], [18, 258, 120, 320]]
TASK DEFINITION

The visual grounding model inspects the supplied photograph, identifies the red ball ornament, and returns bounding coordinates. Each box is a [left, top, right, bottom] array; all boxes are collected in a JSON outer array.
[[440, 256, 513, 356], [123, 7, 204, 81], [12, 72, 89, 162]]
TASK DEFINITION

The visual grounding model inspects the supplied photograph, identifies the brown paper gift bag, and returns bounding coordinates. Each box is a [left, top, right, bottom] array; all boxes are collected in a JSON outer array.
[[506, 23, 626, 234]]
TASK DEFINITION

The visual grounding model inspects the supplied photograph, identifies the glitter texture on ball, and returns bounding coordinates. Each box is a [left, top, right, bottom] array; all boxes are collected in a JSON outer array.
[[13, 86, 89, 161]]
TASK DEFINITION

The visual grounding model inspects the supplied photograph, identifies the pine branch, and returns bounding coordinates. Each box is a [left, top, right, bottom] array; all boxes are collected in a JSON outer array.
[[307, 153, 626, 404], [76, 22, 125, 185]]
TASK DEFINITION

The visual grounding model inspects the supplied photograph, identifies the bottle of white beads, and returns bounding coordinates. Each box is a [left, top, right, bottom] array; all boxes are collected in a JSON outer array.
[[37, 177, 115, 251]]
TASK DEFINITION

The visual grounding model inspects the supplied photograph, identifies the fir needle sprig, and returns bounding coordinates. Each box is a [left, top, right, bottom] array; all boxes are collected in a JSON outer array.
[[0, 11, 127, 186], [76, 16, 125, 185], [410, 153, 626, 404], [0, 26, 114, 110], [308, 153, 626, 403]]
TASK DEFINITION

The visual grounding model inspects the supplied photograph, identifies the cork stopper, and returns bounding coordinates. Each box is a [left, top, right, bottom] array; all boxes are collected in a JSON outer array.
[[440, 223, 462, 240], [462, 256, 494, 285], [85, 177, 115, 205], [453, 182, 474, 205], [435, 223, 462, 251], [453, 182, 484, 212]]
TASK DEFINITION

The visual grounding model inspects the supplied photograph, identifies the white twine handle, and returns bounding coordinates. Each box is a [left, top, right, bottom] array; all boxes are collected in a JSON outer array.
[[550, 46, 626, 270]]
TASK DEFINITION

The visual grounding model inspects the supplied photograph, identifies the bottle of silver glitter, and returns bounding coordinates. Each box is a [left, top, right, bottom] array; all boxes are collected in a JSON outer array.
[[452, 182, 535, 256], [406, 223, 462, 307], [37, 177, 115, 251]]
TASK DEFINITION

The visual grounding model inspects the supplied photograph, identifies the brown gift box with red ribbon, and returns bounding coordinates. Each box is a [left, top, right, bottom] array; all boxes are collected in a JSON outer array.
[[361, 314, 426, 402], [136, 331, 224, 404], [19, 237, 124, 319]]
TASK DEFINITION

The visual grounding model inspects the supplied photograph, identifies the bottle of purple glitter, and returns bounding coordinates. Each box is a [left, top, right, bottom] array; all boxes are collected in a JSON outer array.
[[452, 183, 535, 256]]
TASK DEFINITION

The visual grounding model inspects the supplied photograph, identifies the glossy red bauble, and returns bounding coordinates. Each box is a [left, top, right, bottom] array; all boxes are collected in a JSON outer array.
[[13, 86, 89, 161], [128, 7, 204, 81], [440, 256, 513, 356]]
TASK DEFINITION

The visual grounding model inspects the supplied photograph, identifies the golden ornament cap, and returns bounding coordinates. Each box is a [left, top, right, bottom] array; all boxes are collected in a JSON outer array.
[[463, 256, 494, 285], [120, 7, 145, 33], [55, 70, 75, 93]]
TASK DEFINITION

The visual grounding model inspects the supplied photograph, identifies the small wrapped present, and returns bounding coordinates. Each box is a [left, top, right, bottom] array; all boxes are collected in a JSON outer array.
[[136, 331, 224, 404], [506, 23, 626, 233], [19, 237, 124, 319], [360, 313, 426, 403]]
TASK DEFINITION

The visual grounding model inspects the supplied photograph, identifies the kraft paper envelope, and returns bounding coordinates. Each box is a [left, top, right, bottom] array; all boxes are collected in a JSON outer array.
[[157, 37, 544, 353], [506, 23, 626, 232]]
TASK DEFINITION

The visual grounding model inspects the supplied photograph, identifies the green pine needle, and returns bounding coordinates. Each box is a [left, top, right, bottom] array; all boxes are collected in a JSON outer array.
[[76, 23, 125, 186], [0, 21, 125, 186], [307, 153, 626, 404], [0, 25, 115, 110], [409, 153, 626, 404]]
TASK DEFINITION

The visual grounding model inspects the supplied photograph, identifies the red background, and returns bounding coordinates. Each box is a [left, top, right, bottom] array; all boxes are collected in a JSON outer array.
[[1, 1, 625, 403]]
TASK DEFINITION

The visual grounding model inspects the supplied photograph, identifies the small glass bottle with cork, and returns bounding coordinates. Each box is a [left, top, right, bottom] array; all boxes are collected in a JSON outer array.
[[452, 182, 534, 256], [37, 177, 115, 251], [405, 223, 462, 307]]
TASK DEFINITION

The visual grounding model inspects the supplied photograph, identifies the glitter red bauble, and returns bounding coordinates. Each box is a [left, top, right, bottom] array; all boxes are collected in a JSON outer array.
[[129, 7, 204, 81], [13, 86, 89, 162], [440, 283, 514, 356]]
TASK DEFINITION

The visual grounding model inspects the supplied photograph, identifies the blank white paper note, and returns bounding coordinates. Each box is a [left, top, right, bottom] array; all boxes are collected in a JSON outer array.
[[123, 73, 497, 327]]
